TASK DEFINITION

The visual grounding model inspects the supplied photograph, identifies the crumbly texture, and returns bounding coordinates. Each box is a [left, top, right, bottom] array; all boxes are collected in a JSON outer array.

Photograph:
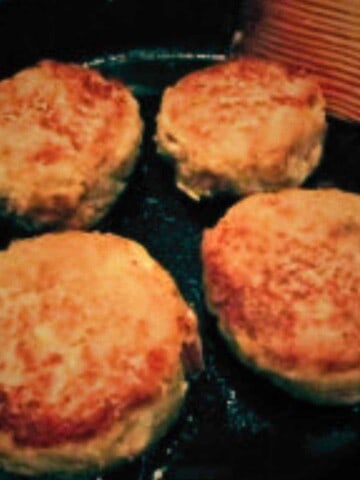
[[202, 189, 360, 404], [157, 57, 326, 199], [0, 232, 200, 475], [0, 60, 143, 230]]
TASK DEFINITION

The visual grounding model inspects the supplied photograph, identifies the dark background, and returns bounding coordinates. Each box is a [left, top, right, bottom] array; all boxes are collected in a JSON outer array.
[[0, 0, 242, 77]]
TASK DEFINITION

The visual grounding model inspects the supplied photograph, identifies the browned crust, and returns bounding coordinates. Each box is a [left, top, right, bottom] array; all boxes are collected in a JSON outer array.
[[202, 189, 360, 386], [157, 56, 326, 198], [0, 348, 173, 448], [0, 60, 143, 229], [0, 232, 199, 448], [0, 60, 133, 164], [165, 58, 320, 114]]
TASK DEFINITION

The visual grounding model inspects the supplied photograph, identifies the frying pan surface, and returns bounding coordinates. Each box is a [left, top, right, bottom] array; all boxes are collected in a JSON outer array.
[[0, 51, 360, 480]]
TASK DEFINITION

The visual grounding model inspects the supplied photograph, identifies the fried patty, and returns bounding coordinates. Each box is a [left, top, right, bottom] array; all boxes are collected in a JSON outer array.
[[0, 60, 143, 231], [157, 57, 326, 199], [202, 189, 360, 405], [0, 232, 200, 475]]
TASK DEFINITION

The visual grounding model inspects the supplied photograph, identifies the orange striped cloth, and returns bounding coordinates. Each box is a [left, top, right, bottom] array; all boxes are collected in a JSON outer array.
[[243, 0, 360, 122]]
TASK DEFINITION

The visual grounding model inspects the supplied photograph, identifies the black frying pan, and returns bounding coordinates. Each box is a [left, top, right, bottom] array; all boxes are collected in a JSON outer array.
[[0, 0, 360, 476], [1, 49, 360, 480]]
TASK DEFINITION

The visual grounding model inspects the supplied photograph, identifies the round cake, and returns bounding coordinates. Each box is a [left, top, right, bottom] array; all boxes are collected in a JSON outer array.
[[0, 231, 200, 475], [202, 188, 360, 405], [157, 57, 326, 199], [0, 60, 143, 231]]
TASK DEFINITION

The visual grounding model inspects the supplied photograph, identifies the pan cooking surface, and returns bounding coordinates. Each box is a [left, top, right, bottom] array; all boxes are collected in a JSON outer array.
[[0, 52, 360, 480]]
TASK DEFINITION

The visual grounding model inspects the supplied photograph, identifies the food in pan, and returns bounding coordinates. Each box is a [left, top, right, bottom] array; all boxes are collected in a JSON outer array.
[[0, 231, 201, 475], [0, 60, 143, 231], [156, 57, 326, 199], [202, 188, 360, 405]]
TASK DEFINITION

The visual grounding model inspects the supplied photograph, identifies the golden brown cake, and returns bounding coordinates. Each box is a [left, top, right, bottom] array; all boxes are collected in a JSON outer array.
[[0, 231, 200, 475], [156, 57, 326, 199], [202, 188, 360, 405], [0, 60, 143, 231]]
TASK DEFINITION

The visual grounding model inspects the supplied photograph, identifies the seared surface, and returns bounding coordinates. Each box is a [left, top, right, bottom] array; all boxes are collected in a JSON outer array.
[[0, 61, 143, 230], [0, 232, 197, 451], [157, 57, 326, 198], [203, 189, 360, 403]]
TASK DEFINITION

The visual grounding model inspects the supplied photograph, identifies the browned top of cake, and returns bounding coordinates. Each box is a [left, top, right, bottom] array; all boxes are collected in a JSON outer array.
[[160, 56, 323, 150], [202, 189, 360, 376], [157, 56, 325, 198], [0, 232, 197, 447], [0, 60, 142, 217]]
